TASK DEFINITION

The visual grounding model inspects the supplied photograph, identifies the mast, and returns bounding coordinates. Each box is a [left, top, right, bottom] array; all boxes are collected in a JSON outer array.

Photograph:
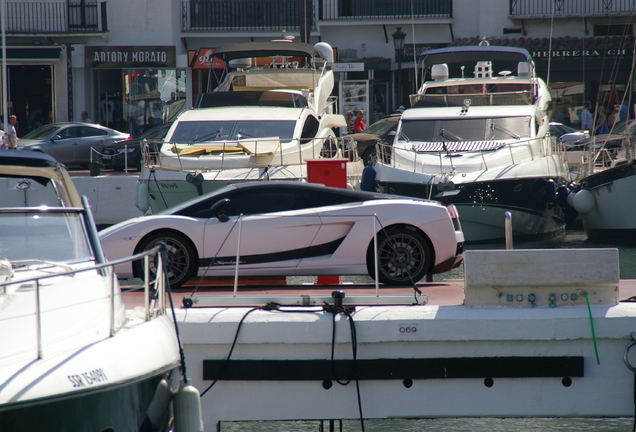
[[1, 0, 7, 135]]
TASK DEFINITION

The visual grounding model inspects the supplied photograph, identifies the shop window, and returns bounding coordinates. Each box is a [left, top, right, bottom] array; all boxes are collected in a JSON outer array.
[[594, 24, 633, 37]]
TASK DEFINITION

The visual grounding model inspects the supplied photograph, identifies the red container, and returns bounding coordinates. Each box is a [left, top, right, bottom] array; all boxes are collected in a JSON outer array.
[[306, 159, 348, 189]]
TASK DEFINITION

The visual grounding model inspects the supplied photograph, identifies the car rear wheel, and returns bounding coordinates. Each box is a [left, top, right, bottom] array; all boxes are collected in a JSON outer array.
[[133, 231, 197, 288], [366, 227, 431, 286], [361, 147, 376, 166]]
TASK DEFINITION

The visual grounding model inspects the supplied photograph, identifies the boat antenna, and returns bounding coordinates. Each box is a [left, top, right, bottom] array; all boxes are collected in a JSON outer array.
[[546, 0, 555, 85], [410, 0, 419, 93]]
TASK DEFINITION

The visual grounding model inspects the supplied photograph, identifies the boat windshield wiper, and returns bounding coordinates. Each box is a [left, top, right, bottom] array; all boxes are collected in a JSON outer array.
[[190, 127, 223, 143], [439, 127, 463, 141], [491, 123, 520, 139]]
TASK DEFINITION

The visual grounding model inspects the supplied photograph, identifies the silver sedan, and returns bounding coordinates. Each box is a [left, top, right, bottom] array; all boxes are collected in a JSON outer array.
[[17, 122, 130, 167]]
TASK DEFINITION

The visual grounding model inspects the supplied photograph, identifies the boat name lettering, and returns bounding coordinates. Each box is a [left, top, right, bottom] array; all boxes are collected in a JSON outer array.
[[160, 183, 179, 189], [68, 369, 108, 388], [399, 324, 418, 334], [532, 49, 628, 58]]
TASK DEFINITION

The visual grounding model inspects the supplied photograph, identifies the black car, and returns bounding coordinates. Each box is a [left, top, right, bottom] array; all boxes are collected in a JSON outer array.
[[101, 123, 172, 171], [343, 114, 400, 166]]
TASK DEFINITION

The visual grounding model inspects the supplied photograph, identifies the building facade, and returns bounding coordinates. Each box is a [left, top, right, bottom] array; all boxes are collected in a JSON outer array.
[[1, 0, 634, 137]]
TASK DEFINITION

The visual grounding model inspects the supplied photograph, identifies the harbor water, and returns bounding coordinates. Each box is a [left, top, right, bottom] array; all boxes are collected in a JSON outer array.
[[233, 230, 636, 432]]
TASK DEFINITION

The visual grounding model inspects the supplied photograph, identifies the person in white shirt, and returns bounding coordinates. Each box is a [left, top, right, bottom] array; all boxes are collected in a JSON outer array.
[[580, 102, 593, 131], [4, 115, 17, 149]]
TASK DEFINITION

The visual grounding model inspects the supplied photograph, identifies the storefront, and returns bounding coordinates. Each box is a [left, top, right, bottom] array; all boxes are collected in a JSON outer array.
[[85, 46, 187, 137], [1, 46, 66, 137]]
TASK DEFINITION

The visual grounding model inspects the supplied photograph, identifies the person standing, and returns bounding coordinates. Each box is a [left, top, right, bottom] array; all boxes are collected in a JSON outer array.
[[620, 100, 630, 123], [580, 102, 593, 131], [345, 110, 354, 135], [3, 115, 18, 149], [550, 99, 569, 124], [353, 110, 365, 133], [80, 111, 93, 123]]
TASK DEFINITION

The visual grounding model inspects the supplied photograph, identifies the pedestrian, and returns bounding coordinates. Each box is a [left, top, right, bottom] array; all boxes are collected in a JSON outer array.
[[620, 100, 630, 123], [26, 109, 42, 132], [607, 107, 618, 130], [580, 102, 593, 131], [345, 110, 354, 134], [550, 99, 569, 124], [4, 115, 18, 149], [353, 110, 365, 133], [596, 109, 608, 135], [80, 111, 93, 123]]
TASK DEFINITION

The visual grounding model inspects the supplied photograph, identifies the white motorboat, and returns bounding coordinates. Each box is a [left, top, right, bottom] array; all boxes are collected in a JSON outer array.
[[139, 40, 364, 213], [0, 151, 197, 430], [373, 44, 573, 243]]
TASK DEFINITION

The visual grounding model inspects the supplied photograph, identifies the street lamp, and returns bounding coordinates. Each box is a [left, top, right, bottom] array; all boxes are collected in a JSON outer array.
[[392, 27, 407, 110]]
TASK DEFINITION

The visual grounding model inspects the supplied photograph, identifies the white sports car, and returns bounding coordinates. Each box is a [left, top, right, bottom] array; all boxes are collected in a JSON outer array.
[[99, 182, 464, 287]]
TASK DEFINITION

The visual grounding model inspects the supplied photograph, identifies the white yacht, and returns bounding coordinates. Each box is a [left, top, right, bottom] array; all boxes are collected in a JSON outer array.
[[138, 40, 363, 213], [373, 44, 572, 243], [0, 151, 191, 430]]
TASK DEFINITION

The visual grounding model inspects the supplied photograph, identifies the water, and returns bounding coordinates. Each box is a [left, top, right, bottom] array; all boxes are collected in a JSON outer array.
[[220, 417, 633, 431], [264, 230, 636, 431]]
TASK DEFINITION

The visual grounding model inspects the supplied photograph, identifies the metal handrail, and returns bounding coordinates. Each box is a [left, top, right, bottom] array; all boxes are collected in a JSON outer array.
[[0, 244, 168, 359]]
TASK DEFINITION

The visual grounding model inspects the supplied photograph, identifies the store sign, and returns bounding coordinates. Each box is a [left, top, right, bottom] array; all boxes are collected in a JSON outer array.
[[531, 49, 630, 58], [85, 46, 176, 68], [191, 48, 226, 69], [333, 63, 364, 72]]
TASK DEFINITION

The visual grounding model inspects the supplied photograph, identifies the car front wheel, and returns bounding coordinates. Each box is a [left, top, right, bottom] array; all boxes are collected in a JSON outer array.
[[366, 227, 431, 286], [133, 231, 197, 288]]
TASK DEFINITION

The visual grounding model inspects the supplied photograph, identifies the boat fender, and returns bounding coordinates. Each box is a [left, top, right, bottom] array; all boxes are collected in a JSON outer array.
[[173, 378, 204, 432], [136, 181, 150, 213], [556, 184, 569, 208], [572, 189, 596, 214], [544, 179, 556, 202], [139, 378, 173, 432], [360, 163, 376, 191]]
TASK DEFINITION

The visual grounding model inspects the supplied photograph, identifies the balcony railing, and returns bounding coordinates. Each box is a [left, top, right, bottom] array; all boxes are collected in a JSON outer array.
[[181, 0, 451, 32], [182, 0, 314, 32], [5, 1, 107, 34], [319, 0, 452, 20], [510, 0, 636, 17]]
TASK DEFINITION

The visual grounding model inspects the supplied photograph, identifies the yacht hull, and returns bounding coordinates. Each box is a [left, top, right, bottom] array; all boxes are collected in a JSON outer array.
[[577, 160, 636, 243], [376, 175, 568, 243]]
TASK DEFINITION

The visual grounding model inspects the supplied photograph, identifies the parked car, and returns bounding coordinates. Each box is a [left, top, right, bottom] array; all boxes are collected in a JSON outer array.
[[343, 114, 400, 166], [99, 182, 465, 288], [102, 122, 172, 171], [549, 122, 589, 146], [17, 123, 130, 168], [567, 119, 636, 151]]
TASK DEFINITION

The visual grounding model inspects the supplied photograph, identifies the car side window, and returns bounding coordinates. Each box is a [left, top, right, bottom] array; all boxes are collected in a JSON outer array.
[[58, 127, 81, 139], [223, 189, 307, 216], [81, 126, 108, 138]]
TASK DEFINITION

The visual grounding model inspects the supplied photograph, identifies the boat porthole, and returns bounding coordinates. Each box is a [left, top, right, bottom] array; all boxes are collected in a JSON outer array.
[[484, 377, 494, 388], [322, 380, 333, 390], [562, 377, 572, 387], [403, 378, 413, 388]]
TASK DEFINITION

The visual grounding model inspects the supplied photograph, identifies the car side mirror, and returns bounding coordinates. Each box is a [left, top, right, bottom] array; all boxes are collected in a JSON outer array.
[[51, 135, 62, 142], [210, 198, 230, 222]]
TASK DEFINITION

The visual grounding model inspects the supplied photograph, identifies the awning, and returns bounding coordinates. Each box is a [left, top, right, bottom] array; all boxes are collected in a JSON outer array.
[[0, 47, 63, 61]]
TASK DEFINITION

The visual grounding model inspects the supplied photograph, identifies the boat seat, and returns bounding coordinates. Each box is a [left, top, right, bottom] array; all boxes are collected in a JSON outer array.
[[173, 144, 246, 156]]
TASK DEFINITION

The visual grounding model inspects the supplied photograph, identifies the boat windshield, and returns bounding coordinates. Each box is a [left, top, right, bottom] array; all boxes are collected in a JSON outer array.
[[0, 210, 93, 263], [169, 120, 296, 144], [400, 117, 532, 142]]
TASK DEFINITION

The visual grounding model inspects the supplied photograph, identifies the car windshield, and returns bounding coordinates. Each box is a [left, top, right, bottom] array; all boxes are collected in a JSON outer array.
[[22, 124, 60, 139], [0, 210, 93, 263], [550, 123, 577, 136], [363, 118, 398, 135], [139, 124, 171, 140], [159, 184, 239, 215], [168, 120, 296, 143], [400, 117, 531, 142]]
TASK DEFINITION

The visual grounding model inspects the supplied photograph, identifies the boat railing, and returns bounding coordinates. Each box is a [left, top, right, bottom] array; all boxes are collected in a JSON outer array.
[[410, 91, 534, 108], [141, 136, 360, 172], [376, 133, 562, 175], [0, 244, 169, 359]]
